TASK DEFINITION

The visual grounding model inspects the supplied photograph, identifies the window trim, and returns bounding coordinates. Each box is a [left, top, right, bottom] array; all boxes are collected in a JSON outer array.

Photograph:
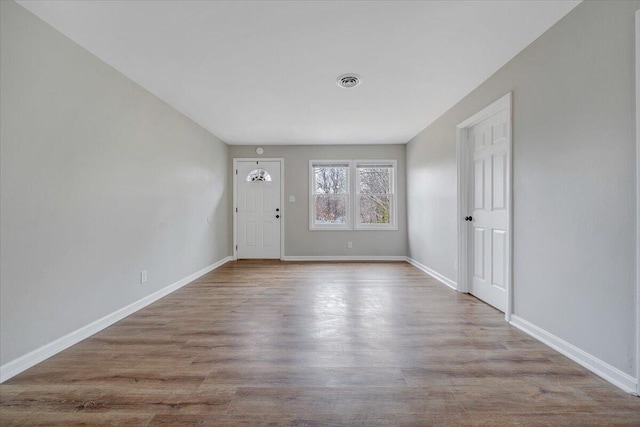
[[354, 159, 398, 231], [309, 160, 352, 230]]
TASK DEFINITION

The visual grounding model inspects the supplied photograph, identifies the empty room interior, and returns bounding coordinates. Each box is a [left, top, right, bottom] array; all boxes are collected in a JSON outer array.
[[1, 0, 640, 425]]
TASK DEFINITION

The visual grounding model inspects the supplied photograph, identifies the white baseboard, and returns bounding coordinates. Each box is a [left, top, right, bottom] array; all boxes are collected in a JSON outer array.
[[282, 255, 407, 262], [0, 256, 233, 384], [509, 315, 637, 395], [406, 257, 458, 291]]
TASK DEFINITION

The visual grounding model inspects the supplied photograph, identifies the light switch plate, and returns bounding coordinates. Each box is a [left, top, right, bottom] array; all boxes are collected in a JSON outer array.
[[289, 195, 296, 202]]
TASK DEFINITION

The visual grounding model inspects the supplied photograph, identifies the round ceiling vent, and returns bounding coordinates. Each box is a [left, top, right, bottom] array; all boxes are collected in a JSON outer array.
[[336, 73, 362, 89]]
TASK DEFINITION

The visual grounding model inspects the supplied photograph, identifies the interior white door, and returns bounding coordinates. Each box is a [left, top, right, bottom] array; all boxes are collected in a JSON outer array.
[[467, 109, 509, 312], [237, 160, 281, 259]]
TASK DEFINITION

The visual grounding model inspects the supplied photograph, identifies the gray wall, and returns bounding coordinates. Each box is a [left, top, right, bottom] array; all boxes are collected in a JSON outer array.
[[407, 0, 639, 376], [0, 1, 231, 365], [229, 145, 407, 257]]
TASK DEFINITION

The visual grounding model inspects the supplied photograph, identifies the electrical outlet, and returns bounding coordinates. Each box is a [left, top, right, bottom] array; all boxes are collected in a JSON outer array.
[[347, 241, 353, 249], [140, 270, 147, 284]]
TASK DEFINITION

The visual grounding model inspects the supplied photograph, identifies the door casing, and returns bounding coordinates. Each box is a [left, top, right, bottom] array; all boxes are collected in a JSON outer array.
[[233, 158, 285, 260], [634, 9, 639, 396], [456, 92, 513, 321]]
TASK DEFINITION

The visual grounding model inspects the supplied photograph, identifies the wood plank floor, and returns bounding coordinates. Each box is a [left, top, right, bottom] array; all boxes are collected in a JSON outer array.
[[1, 260, 638, 426]]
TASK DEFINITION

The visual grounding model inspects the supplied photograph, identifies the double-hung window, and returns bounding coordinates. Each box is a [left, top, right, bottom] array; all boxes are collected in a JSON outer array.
[[310, 161, 351, 230], [355, 161, 397, 230], [309, 160, 397, 230]]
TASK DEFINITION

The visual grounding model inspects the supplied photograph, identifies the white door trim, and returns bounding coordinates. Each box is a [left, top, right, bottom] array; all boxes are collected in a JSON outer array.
[[233, 158, 285, 260], [456, 92, 513, 321], [635, 9, 639, 396]]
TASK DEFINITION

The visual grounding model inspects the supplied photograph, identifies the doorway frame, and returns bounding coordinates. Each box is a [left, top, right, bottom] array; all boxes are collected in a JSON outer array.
[[456, 92, 513, 321], [233, 157, 285, 261], [635, 9, 639, 396]]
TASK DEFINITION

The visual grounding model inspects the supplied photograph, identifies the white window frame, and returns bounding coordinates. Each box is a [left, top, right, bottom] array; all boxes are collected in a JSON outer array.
[[309, 160, 352, 230], [309, 159, 398, 231], [354, 160, 398, 231]]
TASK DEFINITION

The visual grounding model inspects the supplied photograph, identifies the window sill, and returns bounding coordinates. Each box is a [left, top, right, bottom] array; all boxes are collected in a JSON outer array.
[[308, 225, 398, 231], [309, 226, 353, 231], [354, 225, 398, 231]]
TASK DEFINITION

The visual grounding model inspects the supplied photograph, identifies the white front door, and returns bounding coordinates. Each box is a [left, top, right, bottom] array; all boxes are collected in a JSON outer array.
[[237, 160, 281, 259], [467, 108, 509, 312]]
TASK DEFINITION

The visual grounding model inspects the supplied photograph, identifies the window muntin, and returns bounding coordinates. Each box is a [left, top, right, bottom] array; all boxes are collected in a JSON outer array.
[[310, 162, 351, 229]]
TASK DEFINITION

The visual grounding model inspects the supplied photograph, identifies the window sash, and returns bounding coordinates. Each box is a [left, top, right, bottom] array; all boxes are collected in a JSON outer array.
[[312, 194, 350, 227], [355, 161, 396, 229], [356, 166, 394, 195], [310, 161, 351, 229], [356, 194, 394, 226], [312, 165, 350, 195]]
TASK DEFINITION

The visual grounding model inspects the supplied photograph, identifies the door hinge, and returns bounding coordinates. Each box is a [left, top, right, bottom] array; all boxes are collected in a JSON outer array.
[[235, 169, 238, 175], [235, 245, 238, 251], [235, 207, 238, 213]]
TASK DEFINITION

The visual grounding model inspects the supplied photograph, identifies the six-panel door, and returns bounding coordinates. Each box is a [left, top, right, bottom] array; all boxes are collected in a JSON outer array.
[[469, 109, 509, 312]]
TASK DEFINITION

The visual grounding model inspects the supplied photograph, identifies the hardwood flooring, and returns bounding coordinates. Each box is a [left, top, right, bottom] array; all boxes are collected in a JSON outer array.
[[1, 260, 638, 426]]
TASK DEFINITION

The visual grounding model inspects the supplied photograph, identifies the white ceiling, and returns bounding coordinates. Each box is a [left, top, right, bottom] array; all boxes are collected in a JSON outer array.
[[17, 1, 580, 145]]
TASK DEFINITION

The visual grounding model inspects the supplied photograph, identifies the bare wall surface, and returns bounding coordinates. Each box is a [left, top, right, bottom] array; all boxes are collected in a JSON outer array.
[[407, 0, 639, 376], [229, 145, 407, 257], [0, 1, 230, 365]]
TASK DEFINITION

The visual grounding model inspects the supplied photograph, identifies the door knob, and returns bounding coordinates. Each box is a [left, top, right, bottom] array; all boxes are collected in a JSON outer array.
[[276, 215, 280, 219], [465, 216, 473, 221], [276, 208, 280, 212]]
